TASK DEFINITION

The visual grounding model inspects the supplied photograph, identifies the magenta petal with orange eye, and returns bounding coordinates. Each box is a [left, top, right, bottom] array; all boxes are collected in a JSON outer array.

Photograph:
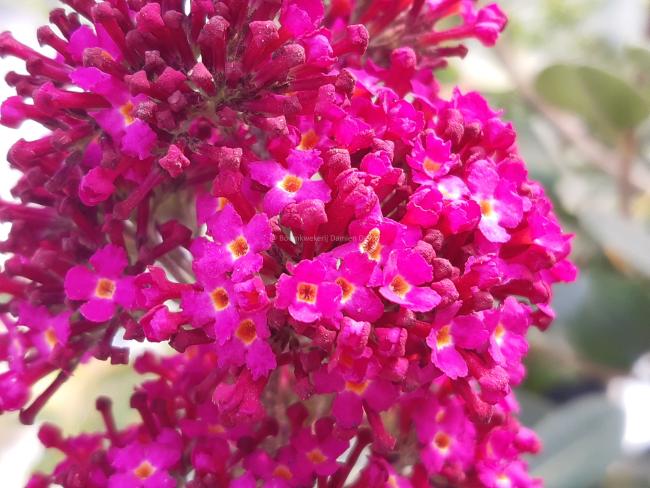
[[17, 303, 71, 355], [109, 429, 181, 488], [427, 311, 489, 379], [330, 252, 384, 321], [276, 259, 342, 323], [250, 150, 331, 216], [63, 244, 135, 323], [197, 204, 272, 282], [181, 274, 239, 344], [467, 159, 524, 244], [407, 129, 457, 183], [379, 249, 440, 312], [217, 312, 276, 380]]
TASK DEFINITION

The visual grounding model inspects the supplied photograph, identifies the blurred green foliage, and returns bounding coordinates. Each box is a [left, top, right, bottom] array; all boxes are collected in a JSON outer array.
[[452, 0, 650, 486], [536, 64, 649, 135], [530, 394, 624, 487]]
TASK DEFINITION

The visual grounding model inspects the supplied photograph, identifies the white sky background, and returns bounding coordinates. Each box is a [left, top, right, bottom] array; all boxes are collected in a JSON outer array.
[[0, 3, 60, 486]]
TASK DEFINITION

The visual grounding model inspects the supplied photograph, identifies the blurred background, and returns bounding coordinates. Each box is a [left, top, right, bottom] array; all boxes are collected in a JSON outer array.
[[1, 0, 650, 487]]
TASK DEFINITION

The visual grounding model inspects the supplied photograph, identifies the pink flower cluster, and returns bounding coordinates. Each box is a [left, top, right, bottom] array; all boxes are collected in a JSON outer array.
[[0, 1, 575, 487]]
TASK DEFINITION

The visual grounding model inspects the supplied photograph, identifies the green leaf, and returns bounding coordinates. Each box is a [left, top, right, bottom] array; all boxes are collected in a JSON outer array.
[[517, 389, 554, 426], [579, 209, 650, 278], [563, 266, 650, 369], [530, 393, 624, 488], [624, 46, 650, 102], [435, 65, 459, 85], [486, 91, 559, 184], [523, 343, 582, 394], [555, 171, 650, 278], [535, 64, 650, 133], [626, 46, 650, 70]]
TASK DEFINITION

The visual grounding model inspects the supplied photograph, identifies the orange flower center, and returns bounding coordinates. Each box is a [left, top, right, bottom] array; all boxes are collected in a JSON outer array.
[[296, 282, 318, 304], [335, 277, 355, 302], [435, 408, 446, 423], [306, 448, 327, 464], [495, 474, 512, 488], [210, 287, 229, 311], [298, 129, 319, 150], [480, 199, 495, 217], [216, 197, 229, 211], [235, 319, 257, 345], [436, 325, 453, 349], [389, 275, 411, 298], [494, 323, 506, 345], [207, 424, 225, 434], [433, 432, 452, 454], [423, 157, 441, 174], [227, 236, 249, 259], [133, 460, 155, 479], [44, 328, 58, 348], [273, 464, 293, 480], [359, 228, 382, 261], [95, 278, 116, 299], [281, 175, 303, 193], [119, 101, 135, 125], [345, 380, 369, 395]]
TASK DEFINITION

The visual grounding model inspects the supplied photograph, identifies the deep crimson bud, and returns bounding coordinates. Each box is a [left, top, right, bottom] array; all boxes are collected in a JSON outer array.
[[159, 144, 190, 178], [332, 24, 369, 56]]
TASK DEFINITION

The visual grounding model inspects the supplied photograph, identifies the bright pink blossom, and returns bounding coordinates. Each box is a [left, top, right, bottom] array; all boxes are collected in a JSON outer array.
[[276, 259, 342, 323], [194, 204, 272, 281], [108, 429, 182, 488], [427, 303, 490, 379], [249, 150, 331, 216], [64, 245, 135, 322], [379, 249, 441, 312]]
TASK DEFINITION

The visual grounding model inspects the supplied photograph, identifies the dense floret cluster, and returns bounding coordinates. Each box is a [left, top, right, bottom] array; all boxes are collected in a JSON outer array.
[[0, 1, 575, 487]]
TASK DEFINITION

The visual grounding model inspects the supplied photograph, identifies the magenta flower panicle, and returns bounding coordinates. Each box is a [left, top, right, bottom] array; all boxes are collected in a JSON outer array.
[[0, 0, 575, 486]]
